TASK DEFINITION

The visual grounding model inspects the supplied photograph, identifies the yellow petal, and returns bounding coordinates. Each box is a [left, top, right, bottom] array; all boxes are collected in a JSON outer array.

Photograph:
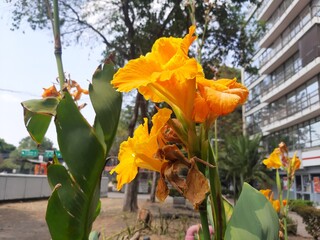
[[111, 56, 161, 92], [263, 148, 282, 169], [111, 109, 171, 190]]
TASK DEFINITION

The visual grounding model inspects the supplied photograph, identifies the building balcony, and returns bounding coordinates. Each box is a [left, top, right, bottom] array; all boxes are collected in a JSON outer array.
[[259, 17, 320, 75], [261, 57, 320, 103], [256, 0, 282, 22], [261, 101, 320, 135], [259, 0, 310, 48]]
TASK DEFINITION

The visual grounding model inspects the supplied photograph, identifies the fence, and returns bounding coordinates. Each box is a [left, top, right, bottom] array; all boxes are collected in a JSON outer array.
[[0, 173, 108, 201]]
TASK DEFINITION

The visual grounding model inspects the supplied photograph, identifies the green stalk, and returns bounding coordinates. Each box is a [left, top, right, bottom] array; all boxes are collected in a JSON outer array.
[[207, 120, 226, 240], [52, 0, 65, 92], [199, 202, 211, 240], [195, 126, 211, 240], [283, 176, 291, 240]]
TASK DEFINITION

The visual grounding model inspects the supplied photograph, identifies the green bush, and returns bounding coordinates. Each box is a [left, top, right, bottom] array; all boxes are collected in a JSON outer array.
[[295, 205, 320, 240], [289, 199, 313, 212]]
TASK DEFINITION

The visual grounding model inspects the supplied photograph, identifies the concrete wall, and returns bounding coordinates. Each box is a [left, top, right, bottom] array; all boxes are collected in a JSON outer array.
[[0, 174, 108, 201]]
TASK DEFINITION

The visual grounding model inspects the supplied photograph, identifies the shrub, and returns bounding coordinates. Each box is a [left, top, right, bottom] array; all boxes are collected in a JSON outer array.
[[295, 205, 320, 240], [289, 199, 313, 212]]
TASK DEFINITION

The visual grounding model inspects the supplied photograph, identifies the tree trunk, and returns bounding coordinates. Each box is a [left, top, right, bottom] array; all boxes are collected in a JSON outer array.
[[122, 93, 148, 212], [122, 173, 140, 212], [149, 171, 159, 203]]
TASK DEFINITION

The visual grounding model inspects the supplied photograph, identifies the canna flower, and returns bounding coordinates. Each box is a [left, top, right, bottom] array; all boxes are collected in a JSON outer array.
[[263, 148, 282, 169], [69, 80, 89, 101], [193, 77, 249, 123], [260, 189, 287, 213], [110, 108, 172, 190], [289, 152, 301, 179], [111, 26, 199, 124], [42, 85, 60, 98]]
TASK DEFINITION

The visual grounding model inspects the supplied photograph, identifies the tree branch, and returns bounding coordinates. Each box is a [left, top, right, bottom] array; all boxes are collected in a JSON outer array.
[[60, 1, 129, 59], [156, 0, 183, 38]]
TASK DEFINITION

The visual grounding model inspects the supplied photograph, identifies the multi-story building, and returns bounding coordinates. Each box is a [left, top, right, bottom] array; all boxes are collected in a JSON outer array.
[[243, 0, 320, 203]]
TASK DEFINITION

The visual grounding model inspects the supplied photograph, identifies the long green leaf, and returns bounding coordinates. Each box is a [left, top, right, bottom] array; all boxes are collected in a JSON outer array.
[[224, 183, 279, 240], [46, 91, 106, 239], [89, 62, 122, 154]]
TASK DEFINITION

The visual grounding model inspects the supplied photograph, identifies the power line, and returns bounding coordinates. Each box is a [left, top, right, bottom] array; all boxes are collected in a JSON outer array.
[[0, 88, 39, 97]]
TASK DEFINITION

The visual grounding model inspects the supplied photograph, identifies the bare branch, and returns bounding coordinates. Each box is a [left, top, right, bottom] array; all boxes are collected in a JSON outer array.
[[60, 1, 129, 59]]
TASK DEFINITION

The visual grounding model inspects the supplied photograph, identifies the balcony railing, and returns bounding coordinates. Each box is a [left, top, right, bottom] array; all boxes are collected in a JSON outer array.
[[261, 88, 320, 127], [260, 55, 302, 97], [258, 4, 320, 69]]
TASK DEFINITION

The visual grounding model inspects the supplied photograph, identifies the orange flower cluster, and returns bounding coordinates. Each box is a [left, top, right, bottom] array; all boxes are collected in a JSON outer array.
[[42, 80, 89, 101], [260, 189, 287, 213], [111, 26, 248, 126], [110, 26, 249, 207], [263, 142, 301, 179]]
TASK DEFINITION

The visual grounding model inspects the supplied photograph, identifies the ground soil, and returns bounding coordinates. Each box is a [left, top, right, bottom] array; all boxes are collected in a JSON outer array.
[[0, 196, 313, 240]]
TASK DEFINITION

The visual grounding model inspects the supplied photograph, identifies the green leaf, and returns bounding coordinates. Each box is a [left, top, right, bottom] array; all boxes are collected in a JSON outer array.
[[22, 97, 59, 115], [46, 91, 106, 239], [89, 63, 122, 154], [224, 183, 279, 240], [54, 92, 105, 191], [21, 97, 59, 144], [89, 231, 100, 240], [46, 184, 74, 240]]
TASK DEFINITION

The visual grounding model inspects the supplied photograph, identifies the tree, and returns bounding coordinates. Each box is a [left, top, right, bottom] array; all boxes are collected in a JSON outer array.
[[219, 134, 274, 203], [0, 136, 54, 173], [0, 138, 16, 161], [18, 136, 54, 152], [7, 0, 263, 211]]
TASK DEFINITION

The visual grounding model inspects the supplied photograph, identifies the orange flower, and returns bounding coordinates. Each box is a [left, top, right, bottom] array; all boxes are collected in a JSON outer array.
[[111, 26, 198, 123], [110, 108, 172, 190], [260, 189, 287, 213], [193, 78, 249, 123], [263, 148, 282, 169], [289, 153, 301, 178], [42, 85, 60, 98]]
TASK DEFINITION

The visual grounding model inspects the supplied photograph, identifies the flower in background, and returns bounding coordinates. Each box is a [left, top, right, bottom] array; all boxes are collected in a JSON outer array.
[[263, 148, 282, 169], [260, 189, 287, 213]]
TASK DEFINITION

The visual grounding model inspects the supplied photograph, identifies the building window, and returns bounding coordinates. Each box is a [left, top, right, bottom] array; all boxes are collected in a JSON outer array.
[[310, 118, 320, 147]]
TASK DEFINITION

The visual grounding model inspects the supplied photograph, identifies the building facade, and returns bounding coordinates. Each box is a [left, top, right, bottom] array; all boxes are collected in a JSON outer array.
[[243, 0, 320, 203]]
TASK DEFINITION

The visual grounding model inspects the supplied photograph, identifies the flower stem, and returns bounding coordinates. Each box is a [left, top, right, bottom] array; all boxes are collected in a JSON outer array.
[[52, 0, 65, 92], [283, 177, 291, 240], [207, 121, 226, 240], [199, 201, 211, 240]]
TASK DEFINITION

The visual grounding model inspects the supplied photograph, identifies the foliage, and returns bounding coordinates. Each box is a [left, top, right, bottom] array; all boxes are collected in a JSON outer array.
[[9, 0, 263, 72], [295, 205, 320, 240], [225, 183, 279, 240], [8, 0, 264, 212], [20, 1, 122, 237], [289, 199, 314, 212], [219, 134, 273, 200], [22, 62, 121, 239], [0, 138, 16, 167], [0, 138, 16, 155], [0, 136, 54, 172], [18, 136, 54, 152], [0, 158, 19, 172]]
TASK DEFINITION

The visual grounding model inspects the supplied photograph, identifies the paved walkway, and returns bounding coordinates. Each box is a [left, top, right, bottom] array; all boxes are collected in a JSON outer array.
[[289, 211, 312, 238], [108, 192, 313, 238]]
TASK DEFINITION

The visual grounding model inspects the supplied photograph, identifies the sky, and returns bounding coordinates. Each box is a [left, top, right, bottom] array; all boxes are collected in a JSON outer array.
[[0, 7, 105, 148]]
